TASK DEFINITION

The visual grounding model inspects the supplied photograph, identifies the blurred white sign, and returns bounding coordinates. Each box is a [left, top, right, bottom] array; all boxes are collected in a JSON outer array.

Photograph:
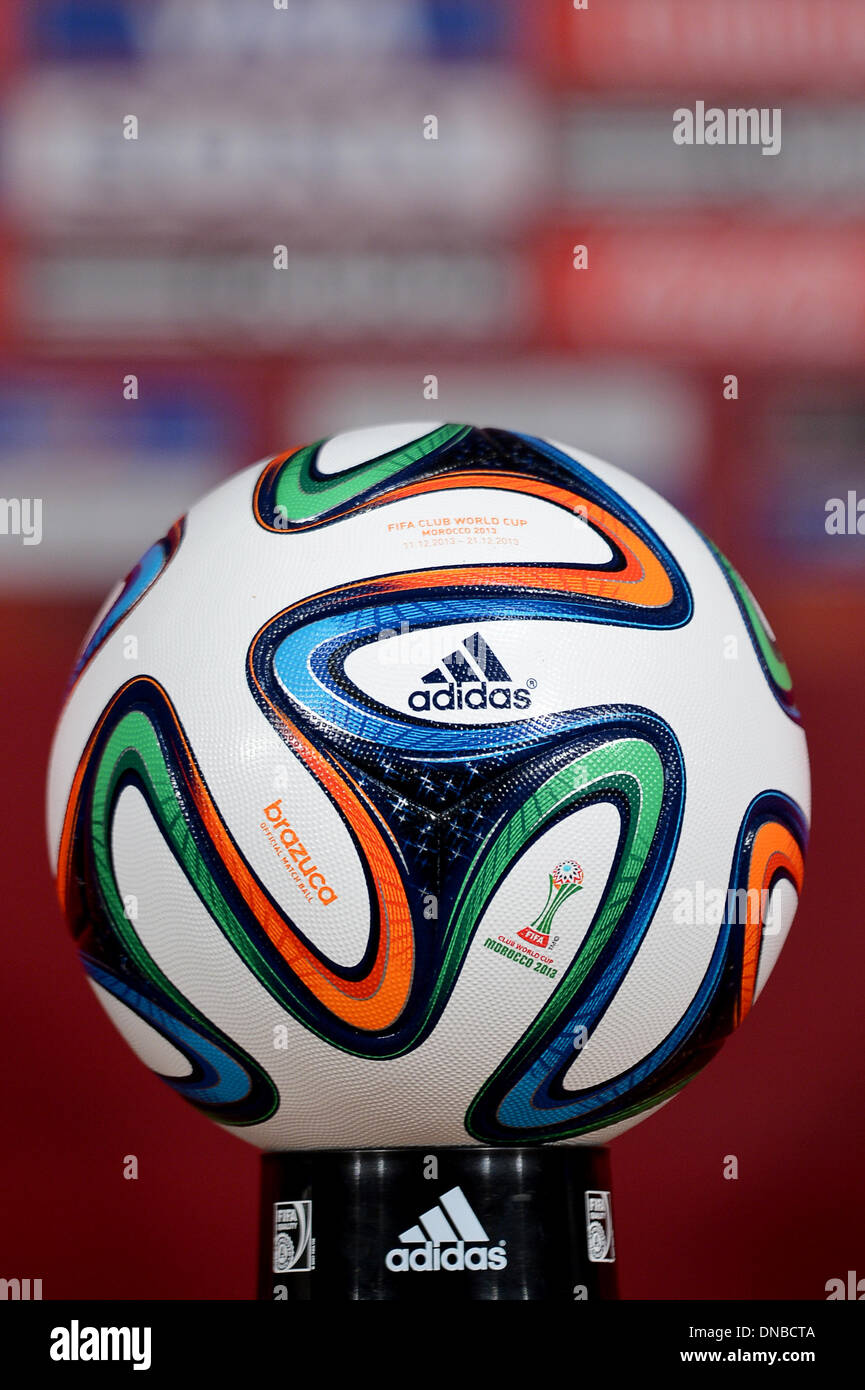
[[4, 69, 542, 235]]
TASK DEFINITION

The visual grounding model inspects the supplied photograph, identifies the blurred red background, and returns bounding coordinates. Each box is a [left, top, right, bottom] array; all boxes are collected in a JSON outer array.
[[1, 0, 863, 1300]]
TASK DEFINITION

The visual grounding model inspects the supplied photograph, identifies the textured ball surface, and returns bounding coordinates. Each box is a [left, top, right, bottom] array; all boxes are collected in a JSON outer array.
[[47, 423, 809, 1149]]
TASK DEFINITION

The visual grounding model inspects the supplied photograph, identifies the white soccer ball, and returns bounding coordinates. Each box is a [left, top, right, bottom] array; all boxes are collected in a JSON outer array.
[[47, 423, 809, 1148]]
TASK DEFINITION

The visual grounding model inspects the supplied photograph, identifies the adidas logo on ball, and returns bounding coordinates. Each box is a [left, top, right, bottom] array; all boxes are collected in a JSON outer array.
[[384, 1186, 507, 1273], [407, 631, 531, 713]]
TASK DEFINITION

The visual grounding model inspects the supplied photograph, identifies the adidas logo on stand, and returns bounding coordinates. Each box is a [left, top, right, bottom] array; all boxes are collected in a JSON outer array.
[[407, 631, 531, 713], [384, 1186, 508, 1273]]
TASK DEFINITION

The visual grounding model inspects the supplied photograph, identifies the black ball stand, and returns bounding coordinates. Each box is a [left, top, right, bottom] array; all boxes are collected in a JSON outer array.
[[258, 1146, 618, 1302]]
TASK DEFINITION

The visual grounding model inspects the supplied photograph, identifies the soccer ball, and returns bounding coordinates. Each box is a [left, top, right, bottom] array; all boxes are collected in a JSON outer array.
[[47, 423, 809, 1148]]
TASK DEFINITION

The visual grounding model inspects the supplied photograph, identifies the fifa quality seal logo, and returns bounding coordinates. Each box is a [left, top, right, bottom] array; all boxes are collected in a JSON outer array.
[[273, 1201, 314, 1274], [518, 859, 584, 949], [585, 1192, 616, 1264]]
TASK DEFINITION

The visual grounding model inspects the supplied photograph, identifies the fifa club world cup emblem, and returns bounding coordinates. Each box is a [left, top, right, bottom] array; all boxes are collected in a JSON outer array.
[[518, 860, 584, 949]]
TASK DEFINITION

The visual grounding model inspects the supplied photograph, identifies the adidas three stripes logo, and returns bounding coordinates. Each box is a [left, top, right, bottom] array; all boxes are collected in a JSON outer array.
[[421, 631, 512, 686]]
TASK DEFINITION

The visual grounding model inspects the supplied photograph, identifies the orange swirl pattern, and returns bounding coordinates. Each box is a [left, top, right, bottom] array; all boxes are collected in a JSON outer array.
[[257, 464, 674, 611], [58, 678, 415, 1033], [737, 821, 805, 1025]]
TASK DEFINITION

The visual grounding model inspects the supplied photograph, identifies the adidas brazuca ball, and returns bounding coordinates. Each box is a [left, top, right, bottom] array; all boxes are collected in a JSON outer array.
[[47, 423, 809, 1150]]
